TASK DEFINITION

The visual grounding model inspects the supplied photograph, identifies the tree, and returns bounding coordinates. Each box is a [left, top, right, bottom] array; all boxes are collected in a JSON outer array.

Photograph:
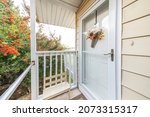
[[36, 25, 65, 51], [0, 0, 30, 78], [0, 0, 31, 98]]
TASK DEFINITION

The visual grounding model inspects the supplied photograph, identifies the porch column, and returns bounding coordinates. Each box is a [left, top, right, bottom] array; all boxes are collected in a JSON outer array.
[[30, 0, 38, 100]]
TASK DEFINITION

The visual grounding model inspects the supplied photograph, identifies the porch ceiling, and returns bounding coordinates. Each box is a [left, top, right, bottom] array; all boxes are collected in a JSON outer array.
[[36, 0, 83, 28]]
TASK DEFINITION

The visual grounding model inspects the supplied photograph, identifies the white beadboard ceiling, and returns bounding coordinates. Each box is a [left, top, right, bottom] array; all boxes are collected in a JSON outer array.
[[36, 0, 83, 28]]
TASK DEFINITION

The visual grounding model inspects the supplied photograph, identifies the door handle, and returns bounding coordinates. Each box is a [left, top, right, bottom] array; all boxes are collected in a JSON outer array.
[[104, 49, 114, 61], [104, 53, 111, 55]]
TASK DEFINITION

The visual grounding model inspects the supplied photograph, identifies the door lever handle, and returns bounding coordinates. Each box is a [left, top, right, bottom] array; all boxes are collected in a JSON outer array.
[[104, 53, 111, 55], [104, 49, 114, 61]]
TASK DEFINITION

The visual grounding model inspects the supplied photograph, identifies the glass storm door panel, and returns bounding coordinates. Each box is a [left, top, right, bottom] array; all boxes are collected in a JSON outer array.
[[81, 1, 115, 99]]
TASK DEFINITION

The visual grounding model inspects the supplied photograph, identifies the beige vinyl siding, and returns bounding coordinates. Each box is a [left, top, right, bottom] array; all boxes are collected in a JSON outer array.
[[122, 36, 150, 56], [122, 71, 150, 98], [122, 86, 149, 100], [122, 15, 150, 39], [122, 0, 137, 8], [122, 0, 150, 99], [122, 56, 150, 77], [123, 0, 150, 23], [77, 0, 96, 18]]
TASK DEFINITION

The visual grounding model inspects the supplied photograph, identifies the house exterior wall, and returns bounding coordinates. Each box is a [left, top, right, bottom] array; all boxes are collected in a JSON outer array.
[[76, 0, 150, 100], [121, 0, 150, 100]]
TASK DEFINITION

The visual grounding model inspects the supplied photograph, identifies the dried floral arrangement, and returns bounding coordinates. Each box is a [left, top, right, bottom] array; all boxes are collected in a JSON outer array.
[[85, 27, 104, 48]]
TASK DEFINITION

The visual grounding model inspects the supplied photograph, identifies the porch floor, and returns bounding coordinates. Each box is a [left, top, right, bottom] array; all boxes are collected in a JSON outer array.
[[18, 88, 86, 100], [51, 88, 86, 100]]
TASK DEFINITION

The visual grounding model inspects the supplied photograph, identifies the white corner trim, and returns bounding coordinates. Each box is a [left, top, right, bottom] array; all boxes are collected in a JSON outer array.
[[116, 0, 122, 100]]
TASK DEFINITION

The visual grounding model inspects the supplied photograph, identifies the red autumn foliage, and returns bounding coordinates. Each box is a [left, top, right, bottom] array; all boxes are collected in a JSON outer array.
[[0, 44, 19, 56], [0, 0, 30, 60]]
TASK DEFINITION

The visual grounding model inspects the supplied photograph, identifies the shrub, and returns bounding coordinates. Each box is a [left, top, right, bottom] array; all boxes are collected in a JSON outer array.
[[0, 0, 30, 84]]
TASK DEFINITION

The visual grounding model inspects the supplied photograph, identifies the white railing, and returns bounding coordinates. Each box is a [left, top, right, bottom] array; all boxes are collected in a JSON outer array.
[[0, 51, 78, 100], [36, 50, 78, 98], [0, 62, 34, 100]]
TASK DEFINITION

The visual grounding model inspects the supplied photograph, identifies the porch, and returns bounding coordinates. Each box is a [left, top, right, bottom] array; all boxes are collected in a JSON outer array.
[[0, 0, 85, 100], [0, 0, 119, 100]]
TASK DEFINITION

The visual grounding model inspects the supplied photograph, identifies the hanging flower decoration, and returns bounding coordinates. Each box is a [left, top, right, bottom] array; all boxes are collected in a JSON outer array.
[[86, 27, 104, 48]]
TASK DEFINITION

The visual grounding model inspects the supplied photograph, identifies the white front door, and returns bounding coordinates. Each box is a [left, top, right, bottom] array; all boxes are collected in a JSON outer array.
[[79, 0, 116, 100]]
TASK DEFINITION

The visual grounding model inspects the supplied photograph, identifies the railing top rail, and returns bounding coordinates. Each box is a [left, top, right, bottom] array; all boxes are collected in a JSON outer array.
[[36, 50, 78, 54], [0, 62, 34, 100]]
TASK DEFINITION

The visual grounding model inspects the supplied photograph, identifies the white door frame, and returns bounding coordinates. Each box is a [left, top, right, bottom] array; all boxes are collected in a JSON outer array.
[[78, 0, 122, 100]]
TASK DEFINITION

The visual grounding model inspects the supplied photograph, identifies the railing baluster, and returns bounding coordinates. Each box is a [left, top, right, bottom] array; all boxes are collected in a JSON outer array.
[[61, 53, 63, 83], [69, 53, 71, 85], [43, 54, 46, 90], [64, 53, 67, 80], [50, 54, 52, 87], [55, 54, 58, 85], [72, 53, 75, 85], [75, 51, 77, 86], [37, 55, 39, 95]]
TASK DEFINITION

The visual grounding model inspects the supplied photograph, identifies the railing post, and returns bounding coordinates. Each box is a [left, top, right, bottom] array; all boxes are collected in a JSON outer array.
[[30, 0, 38, 100]]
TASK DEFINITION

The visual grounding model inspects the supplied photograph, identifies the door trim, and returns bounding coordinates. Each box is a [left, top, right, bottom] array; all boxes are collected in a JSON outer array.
[[78, 0, 121, 100], [116, 0, 122, 100]]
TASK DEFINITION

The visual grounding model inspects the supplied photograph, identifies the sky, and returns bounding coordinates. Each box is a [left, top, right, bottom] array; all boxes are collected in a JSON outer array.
[[12, 0, 75, 48]]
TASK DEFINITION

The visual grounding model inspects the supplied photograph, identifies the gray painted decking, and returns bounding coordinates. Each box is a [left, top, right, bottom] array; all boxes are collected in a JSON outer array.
[[18, 88, 85, 100]]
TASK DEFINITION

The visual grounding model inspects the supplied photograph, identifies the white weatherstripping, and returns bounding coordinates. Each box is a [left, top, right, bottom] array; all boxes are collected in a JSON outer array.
[[79, 0, 119, 100]]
